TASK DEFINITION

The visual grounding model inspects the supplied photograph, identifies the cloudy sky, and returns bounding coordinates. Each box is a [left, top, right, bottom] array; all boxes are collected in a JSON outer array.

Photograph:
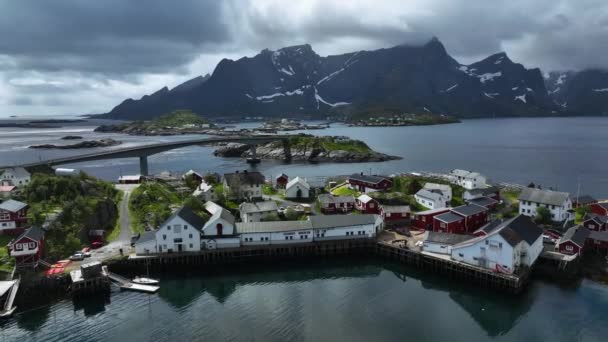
[[1, 0, 607, 118]]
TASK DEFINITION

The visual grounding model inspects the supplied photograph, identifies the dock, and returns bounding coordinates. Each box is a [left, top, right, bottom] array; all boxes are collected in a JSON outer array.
[[107, 270, 159, 293]]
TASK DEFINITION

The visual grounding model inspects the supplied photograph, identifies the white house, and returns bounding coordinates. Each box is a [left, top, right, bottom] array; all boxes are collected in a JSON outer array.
[[450, 215, 543, 274], [200, 205, 239, 250], [285, 177, 310, 199], [239, 201, 279, 223], [236, 214, 383, 246], [518, 187, 572, 222], [415, 189, 448, 210], [423, 183, 452, 202], [0, 167, 31, 187], [134, 230, 157, 255], [223, 171, 265, 200], [192, 181, 216, 201], [154, 207, 207, 253], [450, 169, 487, 190], [422, 231, 473, 255]]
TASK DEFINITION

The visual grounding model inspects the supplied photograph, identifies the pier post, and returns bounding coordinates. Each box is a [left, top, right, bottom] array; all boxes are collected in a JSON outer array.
[[282, 139, 292, 161], [139, 156, 149, 176], [250, 144, 257, 159]]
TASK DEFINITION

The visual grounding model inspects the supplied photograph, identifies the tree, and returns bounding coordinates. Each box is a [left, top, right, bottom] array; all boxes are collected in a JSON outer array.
[[527, 182, 535, 188], [261, 213, 280, 222], [284, 208, 299, 220], [535, 207, 552, 224], [183, 174, 199, 190], [407, 179, 423, 195]]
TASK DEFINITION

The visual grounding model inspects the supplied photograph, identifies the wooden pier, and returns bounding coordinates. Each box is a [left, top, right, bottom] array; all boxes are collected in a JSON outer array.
[[376, 242, 529, 293]]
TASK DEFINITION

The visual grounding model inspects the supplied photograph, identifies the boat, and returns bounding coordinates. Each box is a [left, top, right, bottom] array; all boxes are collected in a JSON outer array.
[[132, 276, 159, 285], [0, 278, 20, 318]]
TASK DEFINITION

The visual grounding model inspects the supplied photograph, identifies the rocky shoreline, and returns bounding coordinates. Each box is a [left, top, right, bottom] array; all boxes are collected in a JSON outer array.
[[213, 142, 400, 163], [29, 138, 122, 149]]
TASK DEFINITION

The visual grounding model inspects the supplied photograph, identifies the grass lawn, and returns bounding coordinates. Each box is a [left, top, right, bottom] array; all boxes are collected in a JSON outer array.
[[106, 191, 124, 241], [263, 184, 278, 196], [0, 235, 15, 274], [331, 184, 360, 197], [503, 189, 521, 203]]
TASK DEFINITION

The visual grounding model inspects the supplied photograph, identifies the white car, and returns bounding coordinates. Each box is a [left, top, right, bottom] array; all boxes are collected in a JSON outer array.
[[70, 253, 85, 261]]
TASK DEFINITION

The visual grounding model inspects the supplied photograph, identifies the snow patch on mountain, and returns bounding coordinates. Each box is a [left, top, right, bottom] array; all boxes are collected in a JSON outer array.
[[494, 57, 504, 65], [592, 88, 608, 92], [549, 87, 560, 94], [556, 74, 567, 85], [514, 94, 527, 103], [314, 87, 349, 107], [317, 68, 345, 85], [526, 88, 533, 92], [256, 88, 305, 101], [484, 92, 499, 99], [279, 67, 294, 76], [478, 72, 502, 83], [245, 94, 253, 99]]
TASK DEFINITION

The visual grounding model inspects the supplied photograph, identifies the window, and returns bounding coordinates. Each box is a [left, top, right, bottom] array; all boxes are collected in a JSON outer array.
[[189, 234, 193, 239], [565, 245, 574, 251], [285, 236, 289, 240], [459, 253, 464, 257], [29, 242, 35, 249], [184, 225, 188, 230], [167, 226, 171, 230], [163, 235, 167, 240], [499, 242, 502, 248], [15, 243, 22, 250], [189, 244, 193, 248], [0, 212, 9, 220], [260, 237, 265, 241]]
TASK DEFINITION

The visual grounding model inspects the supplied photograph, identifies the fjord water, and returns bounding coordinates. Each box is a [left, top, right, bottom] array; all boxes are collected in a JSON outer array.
[[1, 117, 607, 196], [1, 259, 607, 342]]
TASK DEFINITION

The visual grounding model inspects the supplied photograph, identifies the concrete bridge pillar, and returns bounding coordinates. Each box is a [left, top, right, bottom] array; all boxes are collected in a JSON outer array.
[[250, 144, 257, 159], [139, 156, 149, 176], [282, 139, 292, 162]]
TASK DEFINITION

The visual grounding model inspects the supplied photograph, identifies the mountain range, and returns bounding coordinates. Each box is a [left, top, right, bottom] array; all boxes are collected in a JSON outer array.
[[98, 38, 608, 120]]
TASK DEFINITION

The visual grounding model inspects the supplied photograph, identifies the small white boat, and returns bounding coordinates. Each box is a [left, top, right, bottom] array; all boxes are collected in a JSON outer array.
[[132, 277, 159, 285]]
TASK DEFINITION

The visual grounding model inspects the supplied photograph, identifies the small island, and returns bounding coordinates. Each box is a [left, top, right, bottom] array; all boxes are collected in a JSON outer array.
[[346, 113, 460, 127], [214, 135, 400, 162], [95, 110, 217, 136], [29, 138, 122, 149], [61, 135, 83, 140]]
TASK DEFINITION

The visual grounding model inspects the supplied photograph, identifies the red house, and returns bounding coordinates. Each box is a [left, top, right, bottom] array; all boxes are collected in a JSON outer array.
[[381, 205, 411, 222], [590, 203, 608, 216], [412, 208, 450, 230], [0, 199, 29, 235], [451, 204, 489, 233], [557, 225, 589, 256], [347, 174, 392, 193], [356, 194, 380, 214], [571, 195, 597, 209], [472, 220, 504, 237], [276, 173, 289, 188], [8, 225, 45, 268], [582, 213, 608, 231], [317, 194, 355, 214], [433, 212, 466, 233], [587, 231, 608, 253]]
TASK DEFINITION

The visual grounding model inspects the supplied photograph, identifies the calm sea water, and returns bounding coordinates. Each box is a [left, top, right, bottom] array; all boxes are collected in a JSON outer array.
[[1, 117, 607, 196], [1, 259, 607, 342]]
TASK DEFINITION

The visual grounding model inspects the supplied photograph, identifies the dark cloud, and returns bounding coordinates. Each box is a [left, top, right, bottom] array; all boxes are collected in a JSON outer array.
[[0, 0, 231, 75]]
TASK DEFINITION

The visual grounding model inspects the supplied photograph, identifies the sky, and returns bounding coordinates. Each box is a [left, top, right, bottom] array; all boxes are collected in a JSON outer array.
[[1, 0, 607, 118]]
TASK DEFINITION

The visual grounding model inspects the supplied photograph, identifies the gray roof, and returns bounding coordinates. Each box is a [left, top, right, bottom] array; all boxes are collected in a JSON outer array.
[[239, 201, 278, 214], [434, 212, 464, 223], [224, 171, 265, 187], [309, 214, 379, 229], [518, 188, 570, 206], [450, 169, 472, 177], [165, 206, 206, 231], [236, 220, 313, 233], [423, 183, 451, 192], [583, 213, 608, 224], [0, 199, 28, 212], [416, 189, 445, 202], [425, 231, 472, 245], [560, 225, 590, 247], [589, 231, 608, 242], [0, 167, 30, 179], [465, 186, 499, 196], [499, 215, 543, 246], [571, 195, 596, 205], [468, 197, 498, 208], [317, 194, 355, 204], [348, 174, 390, 185], [474, 220, 504, 235], [286, 176, 310, 190], [138, 230, 157, 244], [451, 204, 488, 217], [12, 225, 44, 244], [381, 205, 411, 214]]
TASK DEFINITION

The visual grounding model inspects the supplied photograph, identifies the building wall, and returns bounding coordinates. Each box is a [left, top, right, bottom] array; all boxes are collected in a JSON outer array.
[[583, 219, 606, 232], [10, 237, 39, 257], [223, 179, 263, 200], [1, 169, 30, 187], [524, 237, 543, 266], [433, 218, 465, 234], [422, 241, 453, 255], [285, 184, 309, 199], [201, 237, 240, 249], [462, 212, 489, 232], [451, 235, 519, 273], [135, 239, 157, 254], [242, 210, 276, 223], [347, 179, 391, 193], [155, 216, 201, 253], [519, 198, 572, 222], [412, 210, 450, 230], [558, 240, 581, 256], [356, 199, 380, 214], [415, 195, 446, 210], [202, 216, 235, 236]]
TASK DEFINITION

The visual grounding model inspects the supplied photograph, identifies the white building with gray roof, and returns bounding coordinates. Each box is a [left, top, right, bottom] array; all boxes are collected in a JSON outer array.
[[0, 167, 31, 187], [449, 169, 487, 190], [415, 189, 448, 210], [518, 187, 572, 222], [239, 201, 279, 223]]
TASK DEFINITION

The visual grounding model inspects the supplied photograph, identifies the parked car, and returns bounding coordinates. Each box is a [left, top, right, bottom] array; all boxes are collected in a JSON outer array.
[[542, 234, 558, 244], [91, 241, 103, 249], [545, 229, 562, 239], [81, 247, 92, 258], [70, 253, 85, 261]]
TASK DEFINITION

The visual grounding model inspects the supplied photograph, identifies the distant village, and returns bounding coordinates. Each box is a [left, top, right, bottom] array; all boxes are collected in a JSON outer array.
[[1, 164, 608, 315]]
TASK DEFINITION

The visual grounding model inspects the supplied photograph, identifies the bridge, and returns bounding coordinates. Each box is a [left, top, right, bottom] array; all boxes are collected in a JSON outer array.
[[2, 135, 291, 176]]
